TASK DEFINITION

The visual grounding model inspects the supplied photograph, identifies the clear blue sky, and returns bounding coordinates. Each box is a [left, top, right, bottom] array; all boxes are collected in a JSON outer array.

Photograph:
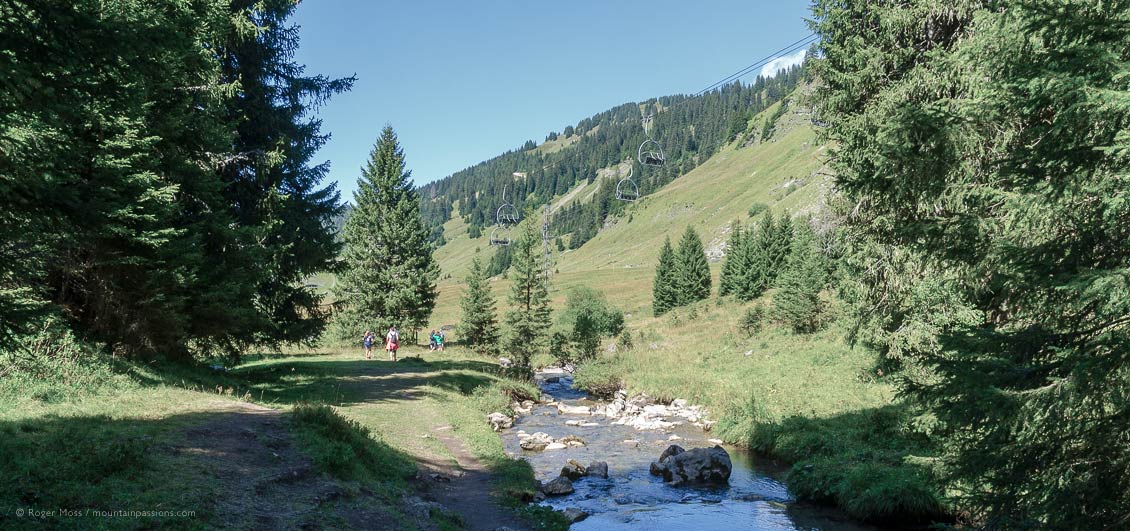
[[292, 1, 813, 200]]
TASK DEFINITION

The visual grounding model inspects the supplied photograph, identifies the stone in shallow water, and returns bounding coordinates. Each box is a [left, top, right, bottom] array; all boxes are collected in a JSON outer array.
[[519, 432, 554, 451], [542, 476, 574, 496], [556, 403, 592, 415], [649, 445, 732, 487], [559, 434, 586, 447], [586, 461, 609, 478], [561, 508, 588, 523], [544, 442, 567, 450], [487, 412, 513, 431], [560, 461, 585, 480], [658, 444, 685, 463]]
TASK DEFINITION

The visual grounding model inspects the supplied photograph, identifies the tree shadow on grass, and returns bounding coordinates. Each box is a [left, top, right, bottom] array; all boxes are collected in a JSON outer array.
[[0, 405, 417, 531], [734, 403, 949, 527], [232, 357, 508, 407]]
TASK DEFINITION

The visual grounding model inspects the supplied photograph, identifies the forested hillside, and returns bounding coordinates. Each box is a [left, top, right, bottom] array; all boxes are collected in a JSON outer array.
[[419, 64, 805, 248]]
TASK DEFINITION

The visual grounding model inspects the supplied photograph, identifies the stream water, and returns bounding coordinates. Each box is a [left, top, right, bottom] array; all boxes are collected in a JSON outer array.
[[499, 372, 883, 531]]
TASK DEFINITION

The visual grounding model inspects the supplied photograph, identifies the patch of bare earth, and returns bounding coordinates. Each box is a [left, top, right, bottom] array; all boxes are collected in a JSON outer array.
[[168, 401, 414, 530], [413, 423, 529, 531]]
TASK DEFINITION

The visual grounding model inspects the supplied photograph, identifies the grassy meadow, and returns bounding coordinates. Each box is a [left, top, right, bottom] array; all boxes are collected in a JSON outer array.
[[1, 334, 565, 531]]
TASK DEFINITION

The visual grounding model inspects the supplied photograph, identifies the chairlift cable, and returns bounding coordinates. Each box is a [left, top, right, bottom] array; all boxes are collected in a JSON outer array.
[[486, 33, 819, 209]]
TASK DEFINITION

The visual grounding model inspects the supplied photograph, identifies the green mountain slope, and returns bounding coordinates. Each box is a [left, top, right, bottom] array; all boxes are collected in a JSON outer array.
[[427, 89, 937, 524], [429, 92, 828, 327]]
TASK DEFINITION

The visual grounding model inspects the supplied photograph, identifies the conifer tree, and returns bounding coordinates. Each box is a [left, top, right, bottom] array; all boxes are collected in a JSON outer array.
[[719, 221, 743, 296], [218, 0, 354, 347], [675, 226, 711, 305], [652, 237, 679, 316], [814, 0, 1130, 525], [503, 214, 552, 367], [335, 126, 439, 339], [458, 256, 500, 355], [767, 213, 794, 282], [771, 220, 827, 332], [0, 1, 350, 358], [734, 213, 774, 300]]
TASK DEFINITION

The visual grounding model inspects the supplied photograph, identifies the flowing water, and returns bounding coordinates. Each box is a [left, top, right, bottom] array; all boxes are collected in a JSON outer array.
[[499, 372, 883, 531]]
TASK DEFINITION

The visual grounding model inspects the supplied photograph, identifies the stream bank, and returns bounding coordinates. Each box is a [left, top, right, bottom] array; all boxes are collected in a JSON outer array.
[[493, 368, 886, 530]]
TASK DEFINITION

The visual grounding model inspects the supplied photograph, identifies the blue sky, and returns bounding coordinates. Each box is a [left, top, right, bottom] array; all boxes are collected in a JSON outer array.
[[292, 1, 813, 200]]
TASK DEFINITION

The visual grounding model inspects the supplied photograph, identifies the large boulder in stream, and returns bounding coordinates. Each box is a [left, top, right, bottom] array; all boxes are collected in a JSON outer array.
[[649, 445, 732, 486], [542, 476, 574, 496]]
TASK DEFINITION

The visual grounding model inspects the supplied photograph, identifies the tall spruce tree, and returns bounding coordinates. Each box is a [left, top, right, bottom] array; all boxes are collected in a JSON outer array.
[[218, 0, 354, 348], [814, 0, 1130, 526], [652, 237, 679, 316], [719, 221, 743, 296], [771, 220, 827, 332], [734, 213, 775, 301], [458, 256, 500, 355], [503, 214, 552, 367], [335, 126, 439, 339], [675, 226, 711, 305], [0, 0, 267, 359], [764, 211, 793, 284]]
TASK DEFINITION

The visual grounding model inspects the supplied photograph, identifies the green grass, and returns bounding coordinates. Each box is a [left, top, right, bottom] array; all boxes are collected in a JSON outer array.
[[291, 403, 416, 483], [232, 346, 562, 530], [567, 296, 945, 523], [0, 327, 256, 529], [1, 322, 552, 530], [415, 96, 947, 523], [424, 101, 827, 342]]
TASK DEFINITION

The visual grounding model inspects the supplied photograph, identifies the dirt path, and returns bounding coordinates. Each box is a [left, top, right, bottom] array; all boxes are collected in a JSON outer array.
[[170, 357, 532, 531], [418, 423, 529, 531], [168, 400, 406, 530], [342, 360, 530, 530]]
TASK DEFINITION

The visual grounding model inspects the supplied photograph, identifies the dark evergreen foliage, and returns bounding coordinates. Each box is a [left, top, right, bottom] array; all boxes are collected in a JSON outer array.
[[0, 0, 350, 358], [813, 0, 1130, 526], [719, 210, 792, 302], [652, 237, 679, 316], [718, 221, 744, 296], [503, 214, 552, 367], [675, 226, 711, 305], [485, 245, 513, 277], [218, 0, 354, 350], [771, 220, 827, 332], [333, 126, 439, 339], [458, 256, 500, 355]]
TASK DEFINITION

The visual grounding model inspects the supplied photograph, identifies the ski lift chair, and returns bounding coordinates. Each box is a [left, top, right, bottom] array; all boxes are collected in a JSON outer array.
[[489, 226, 512, 246], [496, 203, 520, 226], [638, 139, 666, 166], [614, 165, 639, 202]]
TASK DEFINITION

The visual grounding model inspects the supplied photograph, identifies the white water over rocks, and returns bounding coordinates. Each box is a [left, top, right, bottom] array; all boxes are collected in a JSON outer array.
[[495, 368, 882, 531]]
